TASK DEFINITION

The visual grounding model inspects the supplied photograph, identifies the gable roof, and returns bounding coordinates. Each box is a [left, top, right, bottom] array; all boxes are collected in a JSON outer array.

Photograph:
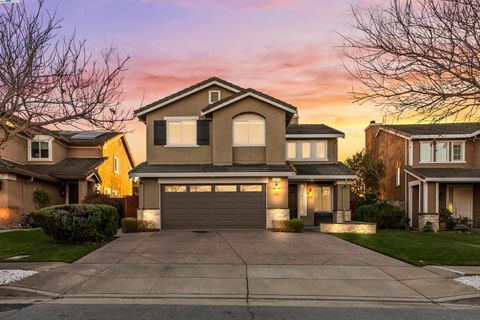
[[134, 77, 244, 119], [23, 157, 107, 180], [201, 88, 297, 115], [372, 123, 480, 139], [286, 124, 344, 138]]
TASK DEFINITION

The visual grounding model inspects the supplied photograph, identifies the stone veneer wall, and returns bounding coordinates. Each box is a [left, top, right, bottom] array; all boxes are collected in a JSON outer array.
[[137, 209, 160, 229], [0, 207, 21, 229], [333, 210, 352, 223], [266, 208, 289, 229], [418, 214, 439, 232], [320, 222, 376, 234]]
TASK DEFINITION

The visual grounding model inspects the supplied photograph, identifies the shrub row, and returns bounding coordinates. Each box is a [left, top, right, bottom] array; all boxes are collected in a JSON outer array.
[[30, 204, 118, 243]]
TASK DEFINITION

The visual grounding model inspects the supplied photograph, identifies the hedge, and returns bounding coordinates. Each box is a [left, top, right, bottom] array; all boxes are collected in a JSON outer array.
[[353, 202, 408, 229], [30, 204, 118, 243]]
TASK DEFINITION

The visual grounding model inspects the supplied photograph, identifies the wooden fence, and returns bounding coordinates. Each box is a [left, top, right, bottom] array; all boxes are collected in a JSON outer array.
[[120, 195, 138, 219]]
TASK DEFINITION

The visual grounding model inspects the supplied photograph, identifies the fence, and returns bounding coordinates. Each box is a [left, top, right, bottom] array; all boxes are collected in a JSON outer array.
[[120, 195, 138, 219]]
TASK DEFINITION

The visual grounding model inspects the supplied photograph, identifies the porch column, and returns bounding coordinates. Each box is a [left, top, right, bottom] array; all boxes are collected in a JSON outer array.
[[333, 181, 352, 223], [78, 180, 88, 203], [419, 181, 439, 231]]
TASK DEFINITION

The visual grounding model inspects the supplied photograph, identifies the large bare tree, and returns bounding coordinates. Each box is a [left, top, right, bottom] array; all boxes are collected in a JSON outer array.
[[0, 0, 130, 146], [342, 0, 480, 122]]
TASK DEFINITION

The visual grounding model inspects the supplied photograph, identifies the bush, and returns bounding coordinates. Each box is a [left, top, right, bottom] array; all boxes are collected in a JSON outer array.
[[121, 218, 138, 233], [440, 208, 472, 232], [353, 202, 407, 229], [83, 191, 123, 219], [423, 221, 434, 232], [30, 204, 118, 243], [33, 189, 50, 209], [283, 218, 304, 233]]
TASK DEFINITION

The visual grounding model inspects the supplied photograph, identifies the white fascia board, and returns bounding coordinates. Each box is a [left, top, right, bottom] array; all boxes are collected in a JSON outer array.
[[132, 171, 295, 178], [410, 131, 480, 139], [404, 169, 426, 182], [286, 134, 344, 139], [135, 81, 241, 117], [289, 175, 357, 180], [201, 92, 297, 116], [378, 127, 411, 140], [424, 177, 480, 182]]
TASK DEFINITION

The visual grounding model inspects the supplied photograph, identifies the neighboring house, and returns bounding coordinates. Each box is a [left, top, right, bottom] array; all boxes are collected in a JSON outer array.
[[130, 77, 356, 230], [0, 128, 135, 228], [365, 121, 480, 230]]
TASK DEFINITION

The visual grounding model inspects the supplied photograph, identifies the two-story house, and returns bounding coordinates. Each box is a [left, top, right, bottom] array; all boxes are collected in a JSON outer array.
[[130, 77, 355, 230], [366, 121, 480, 230], [0, 127, 135, 228]]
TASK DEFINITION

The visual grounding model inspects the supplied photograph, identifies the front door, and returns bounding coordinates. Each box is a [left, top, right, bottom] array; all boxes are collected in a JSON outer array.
[[67, 182, 79, 204], [288, 184, 298, 219], [449, 186, 473, 219]]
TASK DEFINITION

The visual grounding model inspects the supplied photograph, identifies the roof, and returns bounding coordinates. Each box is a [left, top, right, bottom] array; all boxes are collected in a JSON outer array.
[[375, 123, 480, 139], [130, 162, 356, 180], [53, 131, 121, 146], [0, 158, 58, 182], [406, 166, 480, 182], [286, 124, 344, 137], [201, 88, 297, 115], [134, 77, 244, 119], [21, 158, 107, 181], [291, 163, 356, 179], [130, 163, 294, 177]]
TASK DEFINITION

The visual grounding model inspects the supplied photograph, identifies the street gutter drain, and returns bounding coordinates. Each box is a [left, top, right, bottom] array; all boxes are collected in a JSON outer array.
[[192, 230, 209, 233]]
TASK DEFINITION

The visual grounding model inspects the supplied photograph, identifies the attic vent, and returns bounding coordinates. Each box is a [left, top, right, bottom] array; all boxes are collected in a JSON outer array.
[[71, 132, 103, 140]]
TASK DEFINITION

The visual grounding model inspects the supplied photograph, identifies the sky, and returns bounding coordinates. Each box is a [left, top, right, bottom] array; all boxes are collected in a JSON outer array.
[[40, 0, 384, 163]]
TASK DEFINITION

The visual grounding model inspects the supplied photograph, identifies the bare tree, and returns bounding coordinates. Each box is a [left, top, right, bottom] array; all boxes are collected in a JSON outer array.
[[0, 0, 130, 147], [341, 0, 480, 122]]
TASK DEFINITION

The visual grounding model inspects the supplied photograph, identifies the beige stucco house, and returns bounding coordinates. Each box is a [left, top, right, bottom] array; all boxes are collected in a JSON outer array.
[[0, 127, 135, 228], [366, 122, 480, 230], [131, 77, 355, 230]]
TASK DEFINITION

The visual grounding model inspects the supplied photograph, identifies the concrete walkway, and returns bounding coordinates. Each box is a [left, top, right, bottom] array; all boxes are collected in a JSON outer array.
[[2, 230, 480, 303]]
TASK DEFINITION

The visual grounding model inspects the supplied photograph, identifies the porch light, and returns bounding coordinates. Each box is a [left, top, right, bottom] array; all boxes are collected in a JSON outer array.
[[308, 187, 313, 198], [273, 182, 280, 194]]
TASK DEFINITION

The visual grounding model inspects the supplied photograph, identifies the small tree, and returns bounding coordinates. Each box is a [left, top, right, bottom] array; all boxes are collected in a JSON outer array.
[[33, 189, 50, 209], [345, 150, 385, 203]]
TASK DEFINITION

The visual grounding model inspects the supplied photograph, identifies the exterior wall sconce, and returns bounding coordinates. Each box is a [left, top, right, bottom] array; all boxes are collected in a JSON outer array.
[[308, 187, 313, 198], [273, 182, 280, 194], [272, 177, 281, 194]]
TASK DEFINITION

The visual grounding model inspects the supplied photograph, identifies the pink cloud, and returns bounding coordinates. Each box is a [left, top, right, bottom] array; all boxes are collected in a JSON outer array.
[[142, 0, 299, 11]]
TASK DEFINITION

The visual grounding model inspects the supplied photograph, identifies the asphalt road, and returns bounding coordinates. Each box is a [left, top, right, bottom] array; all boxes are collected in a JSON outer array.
[[1, 303, 480, 320]]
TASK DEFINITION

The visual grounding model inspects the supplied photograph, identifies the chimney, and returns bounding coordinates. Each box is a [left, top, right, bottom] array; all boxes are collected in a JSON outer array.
[[290, 114, 299, 125], [370, 120, 376, 124]]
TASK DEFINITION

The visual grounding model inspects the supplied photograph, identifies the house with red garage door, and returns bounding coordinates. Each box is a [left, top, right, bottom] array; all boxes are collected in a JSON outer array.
[[130, 77, 356, 230]]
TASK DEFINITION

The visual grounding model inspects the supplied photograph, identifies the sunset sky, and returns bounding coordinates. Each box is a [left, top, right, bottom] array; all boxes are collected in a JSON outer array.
[[43, 0, 383, 163]]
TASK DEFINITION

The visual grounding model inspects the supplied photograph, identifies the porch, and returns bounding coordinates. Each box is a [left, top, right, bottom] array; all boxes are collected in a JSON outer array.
[[406, 167, 480, 229]]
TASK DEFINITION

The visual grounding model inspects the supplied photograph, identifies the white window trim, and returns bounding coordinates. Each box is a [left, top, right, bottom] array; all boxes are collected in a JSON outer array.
[[419, 140, 466, 164], [208, 90, 221, 104], [232, 114, 266, 147], [113, 156, 120, 174], [165, 116, 199, 147], [27, 135, 53, 161], [286, 140, 328, 161], [451, 141, 466, 162]]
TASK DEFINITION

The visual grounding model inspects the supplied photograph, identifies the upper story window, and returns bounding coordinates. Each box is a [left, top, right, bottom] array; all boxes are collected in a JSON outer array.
[[233, 113, 265, 147], [286, 140, 328, 161], [209, 90, 221, 104], [113, 156, 120, 174], [28, 135, 53, 161], [165, 117, 197, 147], [419, 141, 465, 163]]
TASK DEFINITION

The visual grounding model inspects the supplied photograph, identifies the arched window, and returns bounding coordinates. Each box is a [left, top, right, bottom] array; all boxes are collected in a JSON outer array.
[[233, 113, 265, 146]]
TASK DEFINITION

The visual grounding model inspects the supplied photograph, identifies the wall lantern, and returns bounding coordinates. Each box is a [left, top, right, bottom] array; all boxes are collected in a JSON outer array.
[[308, 187, 313, 198], [272, 177, 281, 194]]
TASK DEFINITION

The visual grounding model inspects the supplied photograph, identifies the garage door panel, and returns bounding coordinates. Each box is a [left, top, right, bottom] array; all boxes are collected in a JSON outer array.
[[161, 184, 266, 229]]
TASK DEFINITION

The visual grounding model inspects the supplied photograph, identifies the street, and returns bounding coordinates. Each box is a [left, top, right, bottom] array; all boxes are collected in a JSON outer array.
[[1, 301, 480, 320]]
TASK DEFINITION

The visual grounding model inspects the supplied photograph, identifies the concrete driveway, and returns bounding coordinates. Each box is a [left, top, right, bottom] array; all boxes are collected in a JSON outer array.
[[4, 230, 480, 302]]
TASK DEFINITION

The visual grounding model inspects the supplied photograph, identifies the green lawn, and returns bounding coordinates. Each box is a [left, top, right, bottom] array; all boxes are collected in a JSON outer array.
[[0, 229, 108, 263], [333, 230, 480, 266]]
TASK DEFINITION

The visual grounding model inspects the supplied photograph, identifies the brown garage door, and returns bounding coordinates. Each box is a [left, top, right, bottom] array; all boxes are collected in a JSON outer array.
[[161, 184, 266, 229]]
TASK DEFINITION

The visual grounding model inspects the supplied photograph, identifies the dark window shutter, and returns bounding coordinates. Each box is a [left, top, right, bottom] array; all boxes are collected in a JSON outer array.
[[153, 120, 166, 145], [197, 120, 210, 145]]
